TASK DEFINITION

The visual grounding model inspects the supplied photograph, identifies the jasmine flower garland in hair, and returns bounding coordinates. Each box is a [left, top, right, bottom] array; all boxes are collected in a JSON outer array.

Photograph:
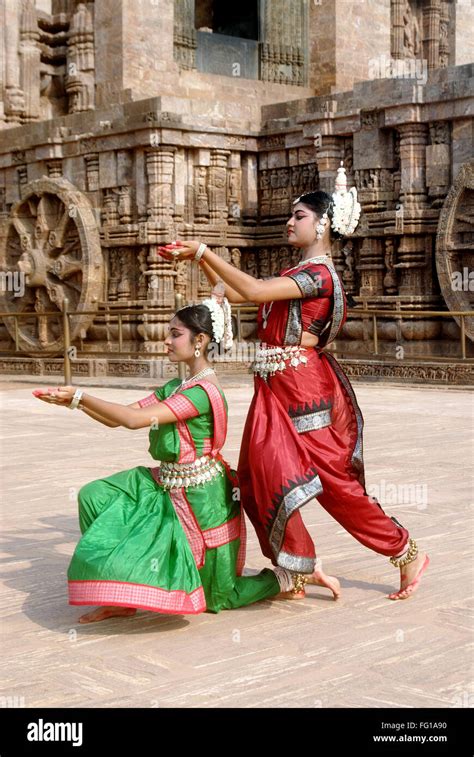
[[331, 163, 361, 236], [201, 282, 233, 350], [221, 297, 233, 350], [201, 296, 225, 344]]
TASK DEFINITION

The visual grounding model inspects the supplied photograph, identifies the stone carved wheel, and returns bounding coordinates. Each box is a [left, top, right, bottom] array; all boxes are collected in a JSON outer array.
[[436, 160, 474, 341], [0, 177, 103, 356]]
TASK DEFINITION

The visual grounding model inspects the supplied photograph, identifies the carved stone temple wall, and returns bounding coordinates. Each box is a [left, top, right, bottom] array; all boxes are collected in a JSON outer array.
[[0, 0, 473, 384]]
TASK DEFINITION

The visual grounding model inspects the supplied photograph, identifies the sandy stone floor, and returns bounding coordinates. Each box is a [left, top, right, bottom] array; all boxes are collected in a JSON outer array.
[[0, 377, 472, 709]]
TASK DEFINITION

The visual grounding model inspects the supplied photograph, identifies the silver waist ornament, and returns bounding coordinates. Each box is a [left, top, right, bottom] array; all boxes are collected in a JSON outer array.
[[156, 455, 225, 490], [251, 345, 309, 380]]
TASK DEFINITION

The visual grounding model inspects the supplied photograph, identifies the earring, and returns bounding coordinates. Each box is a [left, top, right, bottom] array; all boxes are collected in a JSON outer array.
[[194, 345, 201, 358], [316, 212, 329, 240]]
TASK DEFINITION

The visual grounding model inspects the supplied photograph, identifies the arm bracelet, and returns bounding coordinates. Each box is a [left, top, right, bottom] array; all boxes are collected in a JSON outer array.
[[194, 242, 207, 262], [69, 388, 84, 410]]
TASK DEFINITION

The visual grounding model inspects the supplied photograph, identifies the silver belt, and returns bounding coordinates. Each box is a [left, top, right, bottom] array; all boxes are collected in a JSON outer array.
[[251, 345, 309, 380], [157, 455, 224, 490]]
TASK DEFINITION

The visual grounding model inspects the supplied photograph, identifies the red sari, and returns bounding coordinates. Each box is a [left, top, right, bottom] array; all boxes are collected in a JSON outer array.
[[238, 257, 409, 573]]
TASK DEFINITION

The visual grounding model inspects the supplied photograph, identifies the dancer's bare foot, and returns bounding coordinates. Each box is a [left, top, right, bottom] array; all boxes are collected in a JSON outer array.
[[388, 552, 430, 600], [78, 606, 137, 623], [306, 566, 341, 601], [273, 560, 341, 601]]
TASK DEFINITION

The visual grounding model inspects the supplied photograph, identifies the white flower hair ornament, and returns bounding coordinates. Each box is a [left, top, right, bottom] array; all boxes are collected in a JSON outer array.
[[330, 162, 361, 236], [201, 282, 234, 350]]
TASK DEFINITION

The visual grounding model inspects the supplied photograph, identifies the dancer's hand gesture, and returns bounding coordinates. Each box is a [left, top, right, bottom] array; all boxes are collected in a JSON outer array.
[[158, 240, 200, 261], [32, 386, 76, 406]]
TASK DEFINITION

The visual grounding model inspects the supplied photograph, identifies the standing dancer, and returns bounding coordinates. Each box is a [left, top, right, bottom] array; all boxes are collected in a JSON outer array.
[[33, 298, 315, 623], [159, 165, 429, 601]]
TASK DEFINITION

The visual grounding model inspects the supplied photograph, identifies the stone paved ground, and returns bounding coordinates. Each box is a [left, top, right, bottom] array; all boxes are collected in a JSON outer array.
[[0, 376, 473, 709]]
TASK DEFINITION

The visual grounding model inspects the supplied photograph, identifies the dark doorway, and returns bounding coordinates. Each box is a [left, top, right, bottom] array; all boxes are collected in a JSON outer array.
[[195, 0, 259, 41]]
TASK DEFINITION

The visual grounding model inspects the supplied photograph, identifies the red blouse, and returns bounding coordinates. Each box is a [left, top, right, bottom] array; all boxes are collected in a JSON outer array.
[[257, 262, 345, 348]]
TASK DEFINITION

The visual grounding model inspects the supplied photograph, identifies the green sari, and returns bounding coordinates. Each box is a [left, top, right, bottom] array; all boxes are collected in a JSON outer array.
[[68, 378, 279, 614]]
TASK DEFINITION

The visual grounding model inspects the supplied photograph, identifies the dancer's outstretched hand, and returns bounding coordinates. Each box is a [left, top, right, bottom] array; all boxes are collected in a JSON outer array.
[[32, 386, 76, 406], [158, 240, 200, 261]]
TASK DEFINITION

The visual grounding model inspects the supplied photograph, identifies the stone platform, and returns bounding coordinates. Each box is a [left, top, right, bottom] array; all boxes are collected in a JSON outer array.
[[0, 378, 472, 708]]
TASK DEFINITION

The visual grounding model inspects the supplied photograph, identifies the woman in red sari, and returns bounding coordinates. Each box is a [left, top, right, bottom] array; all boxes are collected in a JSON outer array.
[[159, 173, 430, 602]]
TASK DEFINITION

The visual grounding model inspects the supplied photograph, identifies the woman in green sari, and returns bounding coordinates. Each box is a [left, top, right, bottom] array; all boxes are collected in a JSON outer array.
[[33, 298, 332, 623]]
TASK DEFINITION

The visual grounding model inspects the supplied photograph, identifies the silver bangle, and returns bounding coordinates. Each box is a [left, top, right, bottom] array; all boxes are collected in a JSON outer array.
[[194, 242, 207, 262], [69, 388, 84, 410]]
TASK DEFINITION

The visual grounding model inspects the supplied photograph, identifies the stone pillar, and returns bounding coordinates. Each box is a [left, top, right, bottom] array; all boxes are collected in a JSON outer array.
[[145, 247, 176, 307], [17, 162, 28, 197], [47, 160, 62, 179], [103, 188, 119, 226], [65, 2, 95, 113], [19, 0, 40, 122], [383, 239, 398, 295], [145, 147, 175, 226], [137, 249, 148, 300], [391, 0, 406, 59], [193, 150, 210, 223], [118, 186, 132, 224], [316, 136, 343, 194], [174, 260, 188, 299], [341, 241, 356, 296], [426, 121, 451, 208], [108, 250, 120, 301], [84, 154, 99, 192], [359, 238, 384, 296], [116, 249, 132, 301], [438, 0, 450, 67], [227, 153, 242, 225], [395, 235, 430, 297], [423, 0, 441, 70], [208, 149, 230, 224], [174, 0, 196, 71], [398, 123, 428, 209], [261, 0, 307, 86], [138, 246, 177, 352], [241, 153, 258, 225], [173, 148, 185, 224], [4, 0, 25, 123]]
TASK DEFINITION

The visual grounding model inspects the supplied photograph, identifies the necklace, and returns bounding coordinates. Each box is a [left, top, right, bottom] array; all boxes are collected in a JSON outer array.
[[262, 255, 332, 329], [284, 254, 332, 274], [169, 366, 215, 396]]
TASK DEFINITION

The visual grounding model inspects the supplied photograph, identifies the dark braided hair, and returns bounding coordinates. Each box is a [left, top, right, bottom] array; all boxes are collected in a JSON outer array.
[[174, 302, 237, 348], [173, 304, 214, 344], [293, 190, 344, 240]]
